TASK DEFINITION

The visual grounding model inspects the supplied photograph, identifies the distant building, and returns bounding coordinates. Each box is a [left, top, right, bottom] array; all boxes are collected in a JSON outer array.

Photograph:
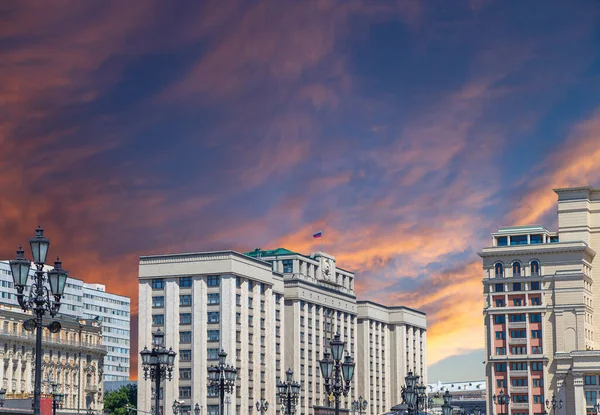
[[0, 306, 106, 412], [480, 186, 600, 414], [0, 261, 131, 383], [427, 380, 486, 415], [356, 301, 427, 415]]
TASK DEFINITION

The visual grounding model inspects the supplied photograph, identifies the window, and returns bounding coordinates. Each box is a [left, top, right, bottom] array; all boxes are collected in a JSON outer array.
[[531, 346, 543, 354], [207, 348, 220, 360], [180, 313, 192, 325], [510, 362, 527, 371], [512, 395, 528, 403], [152, 296, 164, 308], [513, 298, 522, 306], [531, 362, 543, 371], [509, 314, 526, 322], [496, 347, 506, 355], [180, 277, 193, 287], [208, 293, 220, 304], [207, 330, 220, 341], [531, 260, 540, 276], [494, 315, 506, 324], [513, 262, 521, 277], [495, 299, 505, 307], [530, 313, 542, 323], [585, 375, 597, 385], [495, 331, 506, 340], [531, 297, 541, 305], [510, 346, 526, 355], [497, 236, 508, 246], [532, 378, 543, 387], [179, 350, 191, 361], [510, 330, 526, 338], [248, 297, 253, 308], [495, 363, 506, 372], [512, 282, 522, 291], [236, 277, 243, 288], [208, 312, 220, 324], [207, 276, 220, 286], [531, 281, 540, 290], [495, 283, 504, 292], [531, 329, 542, 338], [511, 235, 528, 245], [282, 260, 293, 273], [152, 279, 165, 290], [179, 368, 192, 380], [586, 391, 598, 406], [495, 263, 504, 278], [152, 315, 164, 326], [179, 386, 192, 398], [180, 331, 192, 343], [180, 295, 192, 306], [530, 234, 542, 244], [496, 379, 507, 388], [512, 378, 528, 386]]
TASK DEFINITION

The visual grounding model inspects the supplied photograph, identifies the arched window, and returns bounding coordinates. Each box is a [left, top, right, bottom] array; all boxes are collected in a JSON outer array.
[[495, 263, 504, 278], [531, 260, 540, 276], [513, 262, 521, 277]]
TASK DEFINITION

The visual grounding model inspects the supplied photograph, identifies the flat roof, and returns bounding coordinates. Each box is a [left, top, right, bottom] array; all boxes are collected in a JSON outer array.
[[357, 299, 426, 316]]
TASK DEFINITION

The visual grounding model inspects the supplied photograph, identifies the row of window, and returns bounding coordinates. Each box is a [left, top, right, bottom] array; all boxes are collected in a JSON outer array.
[[495, 329, 542, 339], [495, 362, 544, 372], [494, 296, 542, 307], [496, 378, 544, 388], [152, 276, 220, 290], [494, 281, 541, 292], [495, 261, 540, 278], [496, 234, 557, 246], [493, 314, 542, 324]]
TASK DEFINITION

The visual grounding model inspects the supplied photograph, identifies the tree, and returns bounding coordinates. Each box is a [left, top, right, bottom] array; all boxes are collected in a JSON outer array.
[[104, 384, 137, 415]]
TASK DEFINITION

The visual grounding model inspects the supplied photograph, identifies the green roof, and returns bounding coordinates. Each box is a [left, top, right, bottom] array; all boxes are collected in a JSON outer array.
[[244, 248, 297, 258]]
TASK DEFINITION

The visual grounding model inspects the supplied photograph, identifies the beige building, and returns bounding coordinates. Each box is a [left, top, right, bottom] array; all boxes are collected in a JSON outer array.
[[480, 186, 600, 415], [356, 301, 427, 415], [0, 306, 106, 412]]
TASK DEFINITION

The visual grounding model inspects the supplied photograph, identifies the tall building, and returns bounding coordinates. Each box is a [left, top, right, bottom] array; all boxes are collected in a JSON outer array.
[[480, 186, 600, 415], [356, 301, 427, 415], [0, 261, 131, 382], [138, 248, 427, 415], [0, 306, 106, 412], [138, 251, 284, 415]]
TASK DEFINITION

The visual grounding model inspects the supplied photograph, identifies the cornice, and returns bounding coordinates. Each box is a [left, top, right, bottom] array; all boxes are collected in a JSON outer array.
[[478, 241, 596, 259], [139, 250, 272, 269]]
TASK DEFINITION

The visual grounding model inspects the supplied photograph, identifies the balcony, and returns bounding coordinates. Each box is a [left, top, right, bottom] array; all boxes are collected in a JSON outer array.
[[85, 384, 98, 394], [509, 370, 528, 377], [0, 328, 107, 354], [508, 338, 527, 345], [510, 386, 528, 393], [511, 402, 530, 410], [508, 321, 527, 329]]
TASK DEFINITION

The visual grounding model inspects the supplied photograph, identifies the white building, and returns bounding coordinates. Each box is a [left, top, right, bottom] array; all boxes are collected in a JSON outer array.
[[138, 248, 427, 415], [0, 261, 131, 382], [480, 186, 600, 415], [356, 301, 427, 415], [138, 251, 285, 415]]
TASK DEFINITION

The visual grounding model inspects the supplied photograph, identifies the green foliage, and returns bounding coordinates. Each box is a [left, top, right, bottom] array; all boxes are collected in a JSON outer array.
[[104, 384, 137, 415]]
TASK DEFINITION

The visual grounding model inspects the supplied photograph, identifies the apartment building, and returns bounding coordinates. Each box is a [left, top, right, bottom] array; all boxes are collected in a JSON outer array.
[[0, 261, 131, 382], [480, 186, 600, 415], [138, 251, 285, 415], [356, 301, 427, 415]]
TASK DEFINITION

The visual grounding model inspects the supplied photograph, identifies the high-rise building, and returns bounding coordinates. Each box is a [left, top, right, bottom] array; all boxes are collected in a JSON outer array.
[[356, 301, 427, 415], [480, 186, 600, 415], [0, 261, 131, 382], [138, 248, 427, 415], [138, 251, 284, 415]]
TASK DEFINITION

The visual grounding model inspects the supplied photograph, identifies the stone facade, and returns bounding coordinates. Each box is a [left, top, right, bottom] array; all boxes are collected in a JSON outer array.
[[0, 307, 106, 412], [480, 186, 600, 415]]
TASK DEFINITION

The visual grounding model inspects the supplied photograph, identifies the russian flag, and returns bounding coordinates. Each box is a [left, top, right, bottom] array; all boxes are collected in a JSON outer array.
[[313, 231, 322, 239]]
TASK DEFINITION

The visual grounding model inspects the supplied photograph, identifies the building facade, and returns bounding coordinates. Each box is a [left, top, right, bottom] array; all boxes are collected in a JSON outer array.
[[0, 306, 106, 412], [0, 261, 131, 383], [138, 248, 427, 415], [356, 301, 427, 415], [480, 186, 600, 415], [138, 251, 285, 415]]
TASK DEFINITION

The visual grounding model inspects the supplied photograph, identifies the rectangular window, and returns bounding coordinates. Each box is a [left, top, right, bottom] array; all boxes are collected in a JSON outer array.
[[497, 236, 508, 246], [152, 296, 164, 308], [510, 362, 527, 371], [207, 330, 220, 341], [513, 298, 522, 306], [179, 386, 192, 398], [152, 315, 164, 326], [180, 331, 192, 343], [531, 362, 543, 371], [512, 283, 522, 291], [531, 329, 542, 338], [248, 297, 253, 308], [236, 277, 242, 288], [531, 297, 541, 305], [208, 312, 220, 324], [495, 363, 506, 372], [179, 277, 193, 287], [509, 314, 526, 322], [585, 375, 597, 385], [179, 350, 191, 361], [495, 283, 504, 292], [208, 293, 220, 304], [530, 234, 542, 244], [180, 313, 192, 325], [510, 235, 528, 245], [531, 281, 540, 290], [207, 276, 220, 287], [531, 346, 543, 354], [495, 299, 505, 307], [180, 295, 192, 306], [586, 390, 598, 405], [207, 348, 220, 360], [152, 279, 165, 290], [530, 313, 542, 323], [495, 347, 506, 355], [495, 331, 506, 340], [179, 368, 192, 380], [510, 330, 526, 338], [282, 260, 293, 273], [494, 315, 506, 324]]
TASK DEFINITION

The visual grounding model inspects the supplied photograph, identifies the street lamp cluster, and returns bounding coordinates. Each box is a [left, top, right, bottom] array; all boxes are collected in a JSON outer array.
[[51, 383, 65, 415], [319, 333, 356, 415], [277, 369, 301, 415], [141, 329, 177, 415], [401, 371, 431, 414], [208, 350, 238, 415], [9, 227, 69, 415], [351, 396, 367, 415], [545, 394, 563, 414]]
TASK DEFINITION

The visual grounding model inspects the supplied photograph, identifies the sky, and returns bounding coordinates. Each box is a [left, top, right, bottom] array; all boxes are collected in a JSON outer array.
[[1, 0, 600, 383]]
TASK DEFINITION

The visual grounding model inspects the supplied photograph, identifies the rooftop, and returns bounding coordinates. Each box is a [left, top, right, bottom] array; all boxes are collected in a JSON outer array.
[[244, 248, 298, 258]]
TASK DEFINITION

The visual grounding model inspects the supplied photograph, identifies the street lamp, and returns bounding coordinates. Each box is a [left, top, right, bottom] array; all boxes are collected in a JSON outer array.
[[277, 368, 301, 415], [9, 227, 69, 415], [416, 383, 427, 413], [194, 404, 201, 415], [173, 400, 184, 415], [320, 333, 356, 415], [208, 349, 237, 415], [493, 390, 510, 414], [545, 394, 563, 415], [352, 396, 368, 415], [441, 390, 452, 415], [141, 329, 177, 415], [256, 398, 269, 415], [0, 388, 6, 407], [593, 402, 600, 415], [51, 383, 64, 415]]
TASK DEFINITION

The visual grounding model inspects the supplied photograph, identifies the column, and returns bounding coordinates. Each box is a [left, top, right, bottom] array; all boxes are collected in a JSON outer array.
[[572, 374, 585, 415], [138, 281, 153, 414], [192, 277, 208, 415], [164, 278, 180, 415]]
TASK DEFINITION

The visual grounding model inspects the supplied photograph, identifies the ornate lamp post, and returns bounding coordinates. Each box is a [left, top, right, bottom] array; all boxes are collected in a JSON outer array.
[[277, 369, 301, 415], [441, 391, 452, 415], [493, 390, 510, 415], [401, 372, 419, 414], [208, 350, 237, 415], [194, 404, 201, 415], [173, 400, 184, 415], [51, 383, 64, 415], [256, 398, 269, 415], [140, 329, 177, 415], [593, 402, 600, 415], [351, 396, 367, 415], [0, 388, 6, 407], [415, 383, 428, 412], [9, 227, 69, 415], [545, 394, 563, 415], [319, 333, 356, 415]]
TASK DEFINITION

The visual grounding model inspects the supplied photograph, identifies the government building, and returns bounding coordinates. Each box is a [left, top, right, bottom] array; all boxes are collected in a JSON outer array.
[[480, 186, 600, 415], [138, 248, 426, 415], [0, 261, 132, 383]]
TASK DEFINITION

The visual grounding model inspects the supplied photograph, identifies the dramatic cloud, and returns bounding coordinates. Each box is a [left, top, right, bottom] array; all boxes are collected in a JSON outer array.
[[1, 0, 600, 381]]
